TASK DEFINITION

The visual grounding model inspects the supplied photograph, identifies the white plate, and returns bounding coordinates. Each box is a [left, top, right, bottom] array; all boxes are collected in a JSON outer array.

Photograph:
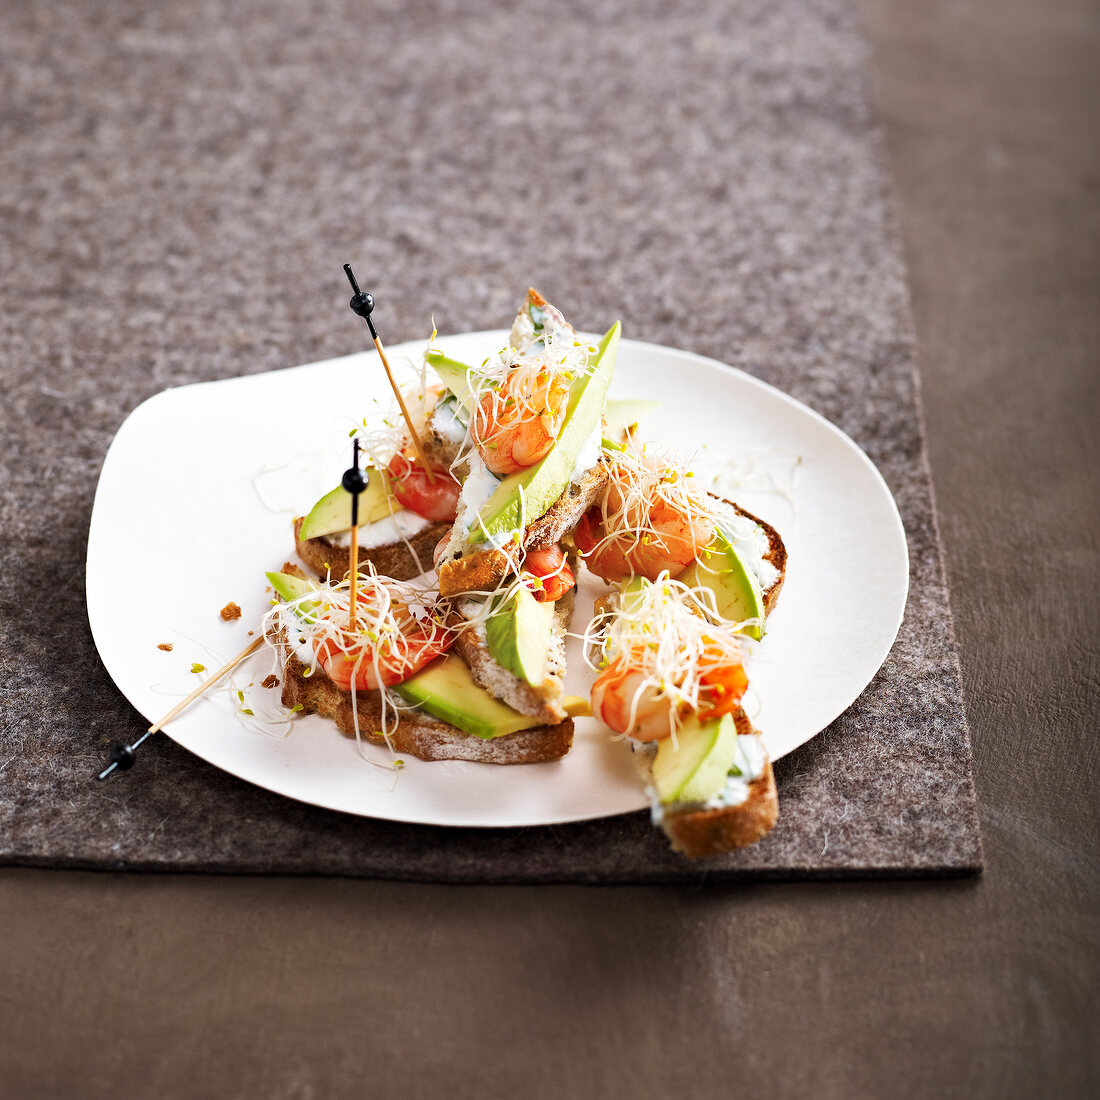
[[86, 333, 908, 827]]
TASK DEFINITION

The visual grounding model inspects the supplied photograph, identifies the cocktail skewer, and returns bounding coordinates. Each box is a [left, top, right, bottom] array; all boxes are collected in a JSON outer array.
[[96, 636, 265, 779], [343, 263, 436, 483], [343, 437, 368, 632]]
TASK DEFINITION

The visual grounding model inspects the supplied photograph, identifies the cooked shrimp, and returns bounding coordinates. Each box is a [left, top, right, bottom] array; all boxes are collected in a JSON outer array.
[[473, 364, 571, 476], [591, 652, 680, 741], [574, 447, 715, 582], [586, 574, 750, 741], [522, 543, 576, 603], [591, 645, 748, 741], [307, 577, 453, 692]]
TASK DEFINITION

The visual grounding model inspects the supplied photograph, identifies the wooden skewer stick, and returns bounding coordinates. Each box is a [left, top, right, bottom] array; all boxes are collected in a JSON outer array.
[[343, 263, 437, 484], [97, 635, 266, 779], [349, 525, 360, 632], [343, 437, 368, 633]]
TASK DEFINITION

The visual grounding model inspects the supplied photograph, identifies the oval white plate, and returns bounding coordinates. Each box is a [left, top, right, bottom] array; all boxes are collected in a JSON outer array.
[[86, 333, 908, 827]]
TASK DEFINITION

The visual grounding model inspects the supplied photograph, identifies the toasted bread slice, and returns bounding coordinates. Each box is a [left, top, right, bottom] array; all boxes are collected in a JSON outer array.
[[631, 710, 778, 857], [711, 497, 788, 613], [294, 516, 450, 582], [642, 752, 779, 857], [450, 583, 575, 725], [274, 640, 574, 765], [437, 457, 610, 597]]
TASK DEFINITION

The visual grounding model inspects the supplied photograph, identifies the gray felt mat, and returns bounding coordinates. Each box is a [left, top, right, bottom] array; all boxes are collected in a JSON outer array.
[[0, 0, 981, 882]]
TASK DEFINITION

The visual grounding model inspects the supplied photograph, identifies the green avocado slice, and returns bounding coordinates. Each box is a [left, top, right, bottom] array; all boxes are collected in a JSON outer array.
[[393, 653, 546, 739], [467, 322, 620, 545], [425, 350, 476, 415], [297, 469, 402, 541], [266, 571, 323, 622], [484, 585, 555, 687], [678, 527, 767, 640], [652, 712, 738, 803]]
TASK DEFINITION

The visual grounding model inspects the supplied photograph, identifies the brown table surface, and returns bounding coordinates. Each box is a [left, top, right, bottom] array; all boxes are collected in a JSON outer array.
[[2, 0, 1097, 1096]]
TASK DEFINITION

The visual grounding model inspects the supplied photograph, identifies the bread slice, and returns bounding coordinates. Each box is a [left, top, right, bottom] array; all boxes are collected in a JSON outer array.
[[585, 506, 786, 857], [437, 457, 610, 597], [274, 640, 574, 765], [294, 516, 450, 582], [630, 709, 778, 857], [639, 750, 779, 857], [450, 583, 575, 725], [712, 497, 788, 613]]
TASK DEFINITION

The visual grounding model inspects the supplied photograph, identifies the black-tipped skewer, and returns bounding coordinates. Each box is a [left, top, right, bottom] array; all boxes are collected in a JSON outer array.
[[342, 436, 368, 631], [343, 263, 436, 483], [96, 636, 265, 779]]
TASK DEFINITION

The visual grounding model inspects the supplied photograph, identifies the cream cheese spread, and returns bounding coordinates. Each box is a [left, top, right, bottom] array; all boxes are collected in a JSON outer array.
[[328, 509, 431, 549], [711, 501, 779, 592], [430, 397, 467, 445], [568, 421, 604, 485]]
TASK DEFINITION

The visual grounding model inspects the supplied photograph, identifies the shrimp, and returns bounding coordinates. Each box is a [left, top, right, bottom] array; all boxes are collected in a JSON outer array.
[[473, 364, 571, 476], [591, 644, 748, 742], [574, 448, 715, 583], [522, 543, 575, 603], [587, 574, 750, 741], [591, 653, 681, 741], [312, 578, 454, 692]]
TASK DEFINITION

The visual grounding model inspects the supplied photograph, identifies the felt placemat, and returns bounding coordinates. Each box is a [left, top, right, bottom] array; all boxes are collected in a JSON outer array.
[[0, 0, 981, 881]]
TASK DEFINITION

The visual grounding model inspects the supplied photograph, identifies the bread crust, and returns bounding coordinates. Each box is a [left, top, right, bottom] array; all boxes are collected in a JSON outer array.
[[294, 516, 450, 582], [276, 646, 574, 765], [718, 498, 787, 613], [437, 458, 610, 597], [632, 722, 779, 858], [436, 546, 513, 597]]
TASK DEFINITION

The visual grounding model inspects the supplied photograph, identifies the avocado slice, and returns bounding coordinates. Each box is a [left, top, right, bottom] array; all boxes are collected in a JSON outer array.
[[393, 653, 547, 739], [679, 527, 767, 640], [484, 585, 556, 687], [652, 712, 738, 804], [297, 469, 402, 541], [468, 322, 621, 545], [425, 350, 476, 415], [266, 571, 323, 621]]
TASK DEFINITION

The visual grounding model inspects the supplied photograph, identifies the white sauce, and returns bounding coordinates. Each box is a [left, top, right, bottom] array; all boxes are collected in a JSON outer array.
[[328, 509, 431, 549], [430, 398, 468, 444], [568, 421, 604, 484], [437, 452, 510, 561], [286, 627, 317, 668], [459, 453, 503, 534], [697, 734, 768, 810], [711, 500, 779, 592]]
